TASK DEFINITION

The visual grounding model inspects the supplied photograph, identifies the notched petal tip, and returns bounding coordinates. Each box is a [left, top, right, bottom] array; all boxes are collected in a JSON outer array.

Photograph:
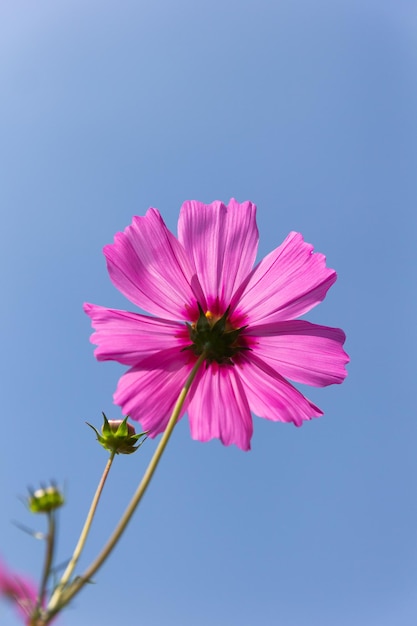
[[99, 208, 201, 320], [235, 229, 339, 324], [83, 302, 94, 316]]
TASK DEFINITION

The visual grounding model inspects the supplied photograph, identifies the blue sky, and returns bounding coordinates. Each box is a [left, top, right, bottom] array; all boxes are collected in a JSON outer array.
[[1, 1, 416, 625]]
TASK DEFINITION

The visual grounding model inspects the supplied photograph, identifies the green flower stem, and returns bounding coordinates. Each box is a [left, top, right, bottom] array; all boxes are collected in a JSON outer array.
[[47, 450, 116, 613], [29, 617, 45, 626], [48, 352, 205, 619], [34, 510, 56, 618]]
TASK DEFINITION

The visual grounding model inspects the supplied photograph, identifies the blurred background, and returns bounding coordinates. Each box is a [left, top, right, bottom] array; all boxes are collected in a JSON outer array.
[[1, 1, 416, 624]]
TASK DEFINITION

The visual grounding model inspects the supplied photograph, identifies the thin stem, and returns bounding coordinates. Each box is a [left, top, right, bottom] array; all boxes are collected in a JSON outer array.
[[29, 512, 56, 625], [47, 451, 116, 612], [37, 511, 56, 610], [50, 353, 205, 617]]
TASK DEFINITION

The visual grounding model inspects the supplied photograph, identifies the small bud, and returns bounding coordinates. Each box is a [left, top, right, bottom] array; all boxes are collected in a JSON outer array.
[[87, 413, 147, 455], [28, 484, 65, 514]]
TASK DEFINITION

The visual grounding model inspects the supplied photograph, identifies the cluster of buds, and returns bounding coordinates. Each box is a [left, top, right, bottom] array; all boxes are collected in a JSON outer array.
[[87, 413, 147, 454]]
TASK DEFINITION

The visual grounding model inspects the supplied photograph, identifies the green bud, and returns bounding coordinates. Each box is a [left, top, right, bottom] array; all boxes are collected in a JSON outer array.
[[28, 484, 65, 514], [87, 413, 147, 455]]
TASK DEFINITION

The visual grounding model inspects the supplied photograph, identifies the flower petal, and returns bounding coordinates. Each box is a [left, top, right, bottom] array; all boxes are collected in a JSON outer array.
[[237, 353, 323, 426], [114, 349, 193, 435], [84, 303, 187, 365], [187, 363, 253, 450], [178, 199, 258, 313], [104, 208, 205, 320], [0, 559, 37, 621], [233, 231, 336, 323], [247, 320, 349, 386]]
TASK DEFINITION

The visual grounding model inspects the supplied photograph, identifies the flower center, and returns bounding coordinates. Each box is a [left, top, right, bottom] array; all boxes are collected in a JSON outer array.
[[184, 303, 248, 365]]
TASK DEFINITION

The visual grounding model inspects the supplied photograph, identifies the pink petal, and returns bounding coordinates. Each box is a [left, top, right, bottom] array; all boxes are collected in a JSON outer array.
[[232, 231, 336, 323], [247, 320, 349, 386], [237, 353, 323, 426], [178, 199, 258, 313], [114, 349, 194, 436], [104, 209, 205, 320], [187, 363, 253, 450], [0, 559, 37, 622], [84, 303, 187, 365]]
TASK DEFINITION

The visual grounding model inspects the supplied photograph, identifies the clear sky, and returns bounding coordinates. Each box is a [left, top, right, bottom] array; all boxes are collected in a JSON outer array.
[[1, 1, 416, 625]]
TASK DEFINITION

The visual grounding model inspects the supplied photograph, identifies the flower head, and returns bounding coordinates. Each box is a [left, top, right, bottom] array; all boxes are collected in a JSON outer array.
[[28, 484, 65, 514], [87, 413, 147, 454], [84, 199, 348, 450]]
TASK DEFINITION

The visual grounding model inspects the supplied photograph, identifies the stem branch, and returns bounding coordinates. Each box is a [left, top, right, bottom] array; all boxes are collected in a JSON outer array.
[[51, 353, 205, 617], [47, 451, 116, 612]]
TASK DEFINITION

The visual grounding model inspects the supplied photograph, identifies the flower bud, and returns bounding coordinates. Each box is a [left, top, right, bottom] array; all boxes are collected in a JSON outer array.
[[28, 484, 65, 514], [87, 413, 147, 454]]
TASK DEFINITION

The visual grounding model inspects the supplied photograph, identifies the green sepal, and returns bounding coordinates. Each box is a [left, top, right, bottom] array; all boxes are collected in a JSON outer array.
[[184, 304, 249, 365]]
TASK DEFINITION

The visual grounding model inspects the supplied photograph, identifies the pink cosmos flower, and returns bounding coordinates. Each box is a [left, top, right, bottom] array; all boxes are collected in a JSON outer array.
[[0, 559, 38, 624], [84, 199, 348, 450]]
